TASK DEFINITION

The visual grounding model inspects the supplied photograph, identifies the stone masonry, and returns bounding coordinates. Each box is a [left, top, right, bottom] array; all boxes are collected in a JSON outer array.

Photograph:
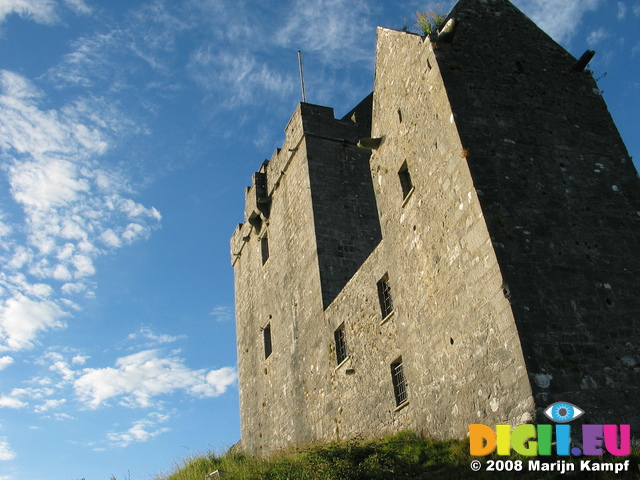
[[231, 0, 640, 455]]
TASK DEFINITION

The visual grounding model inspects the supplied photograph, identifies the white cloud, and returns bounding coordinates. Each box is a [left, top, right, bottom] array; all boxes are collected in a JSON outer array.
[[64, 0, 91, 15], [71, 354, 89, 365], [34, 398, 66, 413], [0, 356, 14, 370], [0, 0, 58, 25], [47, 2, 187, 90], [191, 367, 239, 397], [127, 326, 185, 347], [0, 396, 27, 409], [0, 293, 67, 352], [587, 27, 610, 46], [514, 0, 603, 45], [10, 159, 91, 210], [73, 349, 237, 409], [0, 437, 16, 461], [106, 412, 171, 447], [47, 353, 76, 382], [0, 70, 161, 352], [188, 48, 296, 106], [0, 213, 11, 240], [60, 282, 87, 295], [275, 0, 375, 65], [617, 1, 627, 20], [51, 412, 75, 421], [0, 0, 92, 25], [209, 305, 233, 322]]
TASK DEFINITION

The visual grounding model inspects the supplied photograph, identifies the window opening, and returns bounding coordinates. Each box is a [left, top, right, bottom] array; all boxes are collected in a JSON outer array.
[[261, 234, 269, 265], [263, 324, 272, 359], [391, 357, 408, 406], [377, 273, 394, 319], [398, 161, 413, 201], [334, 323, 348, 365]]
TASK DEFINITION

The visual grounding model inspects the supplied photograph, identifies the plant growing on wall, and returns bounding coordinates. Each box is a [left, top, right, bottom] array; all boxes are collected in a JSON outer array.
[[415, 6, 447, 35]]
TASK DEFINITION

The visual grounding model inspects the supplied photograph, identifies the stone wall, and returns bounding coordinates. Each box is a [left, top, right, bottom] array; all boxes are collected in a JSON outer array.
[[435, 0, 640, 426], [368, 26, 533, 439]]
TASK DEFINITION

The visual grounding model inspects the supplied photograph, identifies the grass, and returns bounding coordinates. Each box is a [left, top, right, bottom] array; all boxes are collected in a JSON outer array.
[[154, 431, 640, 480]]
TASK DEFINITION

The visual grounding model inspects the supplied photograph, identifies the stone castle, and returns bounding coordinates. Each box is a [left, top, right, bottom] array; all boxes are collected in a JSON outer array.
[[230, 0, 640, 455]]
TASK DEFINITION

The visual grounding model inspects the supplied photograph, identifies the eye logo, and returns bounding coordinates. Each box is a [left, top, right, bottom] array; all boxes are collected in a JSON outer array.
[[544, 402, 584, 423]]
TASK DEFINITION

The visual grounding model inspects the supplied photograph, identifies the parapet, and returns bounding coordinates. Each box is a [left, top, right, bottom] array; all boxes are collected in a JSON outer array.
[[230, 96, 373, 266]]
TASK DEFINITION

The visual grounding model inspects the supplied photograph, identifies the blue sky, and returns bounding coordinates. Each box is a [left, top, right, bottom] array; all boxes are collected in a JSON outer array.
[[0, 0, 638, 479]]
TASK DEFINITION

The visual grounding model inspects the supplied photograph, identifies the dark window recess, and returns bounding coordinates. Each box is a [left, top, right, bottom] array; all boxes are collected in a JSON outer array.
[[391, 357, 408, 406], [377, 273, 394, 319], [261, 234, 269, 265], [398, 161, 413, 200], [334, 323, 348, 365], [263, 324, 272, 359]]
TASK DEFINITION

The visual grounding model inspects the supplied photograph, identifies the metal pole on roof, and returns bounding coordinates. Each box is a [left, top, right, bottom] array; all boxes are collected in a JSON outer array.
[[298, 51, 307, 103]]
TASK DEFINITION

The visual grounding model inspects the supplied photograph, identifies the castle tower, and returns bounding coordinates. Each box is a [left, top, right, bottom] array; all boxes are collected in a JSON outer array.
[[230, 99, 382, 453], [231, 0, 640, 455]]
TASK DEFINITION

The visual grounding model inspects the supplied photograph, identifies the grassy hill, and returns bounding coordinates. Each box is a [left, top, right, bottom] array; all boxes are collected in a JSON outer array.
[[153, 431, 640, 480]]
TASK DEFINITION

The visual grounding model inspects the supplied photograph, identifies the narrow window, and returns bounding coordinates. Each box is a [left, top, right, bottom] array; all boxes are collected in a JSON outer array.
[[263, 324, 272, 359], [334, 323, 348, 365], [391, 357, 408, 406], [398, 161, 413, 200], [377, 273, 394, 319], [261, 234, 269, 265]]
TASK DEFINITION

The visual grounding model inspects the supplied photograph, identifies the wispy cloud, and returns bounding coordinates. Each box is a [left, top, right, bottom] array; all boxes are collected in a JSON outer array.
[[64, 0, 92, 15], [514, 0, 603, 45], [0, 0, 58, 25], [617, 1, 627, 20], [275, 0, 375, 65], [587, 27, 611, 46], [0, 70, 161, 353], [46, 2, 187, 91], [106, 412, 171, 447], [209, 305, 233, 323], [127, 326, 186, 348], [0, 0, 92, 26], [34, 398, 66, 413], [73, 349, 237, 409], [0, 437, 16, 461], [188, 48, 296, 107], [0, 343, 236, 426]]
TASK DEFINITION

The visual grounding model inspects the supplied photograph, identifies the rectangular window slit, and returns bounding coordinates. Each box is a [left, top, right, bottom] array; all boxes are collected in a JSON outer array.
[[261, 234, 269, 265], [263, 323, 272, 359], [391, 357, 408, 406], [334, 323, 348, 365], [377, 273, 394, 319]]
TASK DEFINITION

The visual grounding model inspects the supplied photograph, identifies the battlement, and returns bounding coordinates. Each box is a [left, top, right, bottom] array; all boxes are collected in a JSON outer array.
[[231, 97, 373, 268]]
